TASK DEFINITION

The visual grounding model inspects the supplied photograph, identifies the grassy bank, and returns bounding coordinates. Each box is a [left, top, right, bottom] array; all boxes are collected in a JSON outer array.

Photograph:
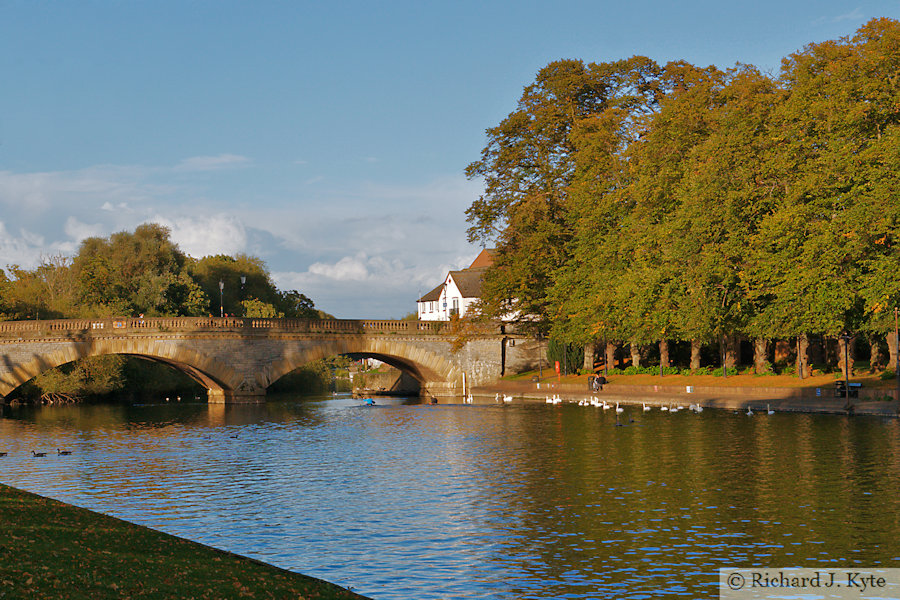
[[506, 369, 895, 390], [0, 483, 370, 599]]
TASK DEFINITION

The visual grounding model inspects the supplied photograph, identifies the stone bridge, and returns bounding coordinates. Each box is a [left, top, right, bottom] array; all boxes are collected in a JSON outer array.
[[0, 317, 540, 402]]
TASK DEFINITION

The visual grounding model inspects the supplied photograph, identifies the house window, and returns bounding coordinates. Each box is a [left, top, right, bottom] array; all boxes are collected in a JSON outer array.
[[451, 297, 459, 316]]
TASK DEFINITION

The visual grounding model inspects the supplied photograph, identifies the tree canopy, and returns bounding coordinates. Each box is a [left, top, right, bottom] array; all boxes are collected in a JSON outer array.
[[468, 18, 900, 352]]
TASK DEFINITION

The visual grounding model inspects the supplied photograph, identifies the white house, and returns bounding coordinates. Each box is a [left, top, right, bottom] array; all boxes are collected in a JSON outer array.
[[417, 249, 495, 321]]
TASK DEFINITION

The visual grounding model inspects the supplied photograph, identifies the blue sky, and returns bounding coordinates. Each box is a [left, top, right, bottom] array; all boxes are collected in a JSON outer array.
[[1, 1, 897, 318]]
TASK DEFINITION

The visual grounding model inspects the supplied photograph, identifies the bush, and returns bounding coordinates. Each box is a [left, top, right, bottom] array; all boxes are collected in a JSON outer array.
[[880, 369, 897, 381], [546, 338, 583, 375]]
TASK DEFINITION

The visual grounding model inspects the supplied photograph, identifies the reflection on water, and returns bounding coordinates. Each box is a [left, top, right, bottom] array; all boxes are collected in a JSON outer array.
[[1, 397, 899, 599]]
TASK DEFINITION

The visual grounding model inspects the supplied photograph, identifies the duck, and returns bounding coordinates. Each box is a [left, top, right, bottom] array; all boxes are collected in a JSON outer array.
[[31, 451, 47, 457], [57, 449, 72, 456]]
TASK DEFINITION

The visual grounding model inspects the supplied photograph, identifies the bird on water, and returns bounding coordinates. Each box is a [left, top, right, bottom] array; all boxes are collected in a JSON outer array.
[[31, 451, 47, 457], [57, 449, 72, 455]]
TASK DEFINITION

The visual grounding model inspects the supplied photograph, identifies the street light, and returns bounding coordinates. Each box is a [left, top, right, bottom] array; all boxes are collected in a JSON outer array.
[[722, 334, 728, 378], [218, 280, 224, 318], [537, 333, 543, 379], [895, 307, 899, 400], [840, 330, 852, 404], [240, 275, 246, 317]]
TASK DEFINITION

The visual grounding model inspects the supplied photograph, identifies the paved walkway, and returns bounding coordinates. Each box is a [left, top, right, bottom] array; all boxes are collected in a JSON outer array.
[[471, 381, 899, 417]]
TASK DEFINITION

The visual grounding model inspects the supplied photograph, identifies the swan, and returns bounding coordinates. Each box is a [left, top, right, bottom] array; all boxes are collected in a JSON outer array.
[[746, 406, 754, 416], [503, 394, 513, 403], [767, 404, 774, 415], [660, 405, 669, 412], [31, 451, 47, 457], [546, 396, 554, 404], [602, 400, 611, 410], [694, 404, 703, 413], [57, 449, 72, 456], [465, 394, 473, 404], [615, 402, 624, 414], [643, 403, 651, 412]]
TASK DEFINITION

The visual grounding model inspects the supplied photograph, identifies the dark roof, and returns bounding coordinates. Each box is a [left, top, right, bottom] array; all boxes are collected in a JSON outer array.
[[449, 267, 487, 298], [417, 283, 444, 303]]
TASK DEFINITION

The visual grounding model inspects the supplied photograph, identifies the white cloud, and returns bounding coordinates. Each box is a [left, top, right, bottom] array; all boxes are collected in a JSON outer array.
[[307, 254, 372, 281], [153, 214, 249, 258], [833, 8, 865, 22], [63, 217, 104, 243], [175, 154, 251, 172]]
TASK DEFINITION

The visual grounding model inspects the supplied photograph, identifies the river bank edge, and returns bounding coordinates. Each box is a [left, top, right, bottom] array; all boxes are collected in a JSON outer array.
[[0, 482, 372, 600], [469, 380, 900, 417]]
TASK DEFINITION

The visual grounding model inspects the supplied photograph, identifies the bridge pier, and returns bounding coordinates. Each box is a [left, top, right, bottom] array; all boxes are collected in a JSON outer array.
[[207, 389, 266, 404]]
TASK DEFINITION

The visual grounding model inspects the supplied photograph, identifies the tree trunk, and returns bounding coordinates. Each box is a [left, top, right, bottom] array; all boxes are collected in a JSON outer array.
[[825, 337, 838, 371], [887, 332, 900, 374], [796, 334, 809, 379], [584, 342, 596, 372], [690, 340, 702, 370], [605, 342, 617, 371], [753, 338, 770, 374], [630, 342, 642, 369], [722, 335, 737, 372], [659, 339, 669, 369], [838, 336, 855, 378], [868, 334, 886, 371]]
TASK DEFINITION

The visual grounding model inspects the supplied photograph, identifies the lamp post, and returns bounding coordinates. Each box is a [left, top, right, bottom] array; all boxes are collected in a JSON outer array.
[[895, 307, 899, 400], [603, 336, 609, 378], [840, 330, 852, 402], [240, 275, 246, 317], [537, 333, 543, 379], [218, 280, 224, 318], [721, 334, 728, 378]]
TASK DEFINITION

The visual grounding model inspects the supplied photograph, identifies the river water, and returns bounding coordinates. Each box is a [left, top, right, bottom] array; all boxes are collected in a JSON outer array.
[[0, 395, 898, 599]]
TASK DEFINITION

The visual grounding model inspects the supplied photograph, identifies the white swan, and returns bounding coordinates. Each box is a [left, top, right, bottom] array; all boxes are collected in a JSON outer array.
[[643, 402, 651, 412], [746, 406, 754, 416], [767, 404, 774, 415], [661, 405, 669, 412], [615, 402, 624, 414]]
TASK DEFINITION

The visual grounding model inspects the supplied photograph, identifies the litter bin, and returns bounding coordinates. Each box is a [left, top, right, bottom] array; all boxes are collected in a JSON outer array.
[[834, 381, 847, 398]]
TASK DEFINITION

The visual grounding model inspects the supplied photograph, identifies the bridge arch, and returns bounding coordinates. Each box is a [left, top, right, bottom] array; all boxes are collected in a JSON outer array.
[[0, 338, 239, 400], [263, 337, 462, 396]]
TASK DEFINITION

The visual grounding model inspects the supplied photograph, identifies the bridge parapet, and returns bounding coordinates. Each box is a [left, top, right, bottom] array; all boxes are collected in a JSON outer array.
[[0, 317, 459, 340]]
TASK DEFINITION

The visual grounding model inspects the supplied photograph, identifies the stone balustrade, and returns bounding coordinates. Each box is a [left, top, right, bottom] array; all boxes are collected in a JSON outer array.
[[0, 317, 450, 339]]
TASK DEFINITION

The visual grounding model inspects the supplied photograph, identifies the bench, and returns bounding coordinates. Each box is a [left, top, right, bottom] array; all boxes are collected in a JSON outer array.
[[834, 381, 862, 398]]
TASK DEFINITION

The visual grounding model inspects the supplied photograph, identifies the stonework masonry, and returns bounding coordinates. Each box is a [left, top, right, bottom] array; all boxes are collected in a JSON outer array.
[[0, 317, 539, 403]]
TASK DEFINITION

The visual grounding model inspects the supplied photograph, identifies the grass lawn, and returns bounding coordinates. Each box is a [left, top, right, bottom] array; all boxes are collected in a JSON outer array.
[[506, 369, 896, 390], [0, 483, 370, 599]]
